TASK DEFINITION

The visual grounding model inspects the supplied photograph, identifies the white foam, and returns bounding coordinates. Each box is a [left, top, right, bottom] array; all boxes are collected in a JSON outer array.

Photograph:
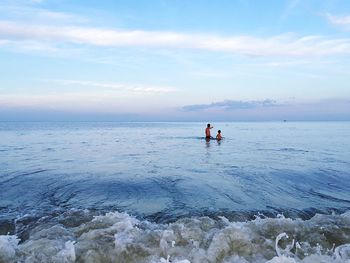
[[1, 210, 349, 262], [55, 241, 76, 262], [266, 255, 296, 263], [0, 235, 19, 262]]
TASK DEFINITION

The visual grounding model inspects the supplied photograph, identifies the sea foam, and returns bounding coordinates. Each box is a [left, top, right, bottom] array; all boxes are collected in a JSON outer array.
[[0, 210, 349, 262]]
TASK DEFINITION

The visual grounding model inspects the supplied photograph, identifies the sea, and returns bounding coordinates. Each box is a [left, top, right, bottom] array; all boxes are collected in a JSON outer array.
[[0, 121, 349, 263]]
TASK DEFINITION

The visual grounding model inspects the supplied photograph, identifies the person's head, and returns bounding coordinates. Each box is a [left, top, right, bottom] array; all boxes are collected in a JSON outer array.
[[207, 123, 210, 128], [218, 130, 221, 134]]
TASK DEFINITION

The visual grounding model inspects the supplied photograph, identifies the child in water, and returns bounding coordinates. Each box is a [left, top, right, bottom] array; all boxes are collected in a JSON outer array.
[[216, 130, 222, 141]]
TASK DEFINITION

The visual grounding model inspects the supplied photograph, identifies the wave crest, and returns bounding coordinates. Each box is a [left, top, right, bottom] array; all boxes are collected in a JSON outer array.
[[0, 210, 349, 262]]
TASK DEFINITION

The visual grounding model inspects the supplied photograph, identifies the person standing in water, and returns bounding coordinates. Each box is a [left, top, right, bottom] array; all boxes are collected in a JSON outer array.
[[205, 123, 213, 139], [216, 130, 222, 141]]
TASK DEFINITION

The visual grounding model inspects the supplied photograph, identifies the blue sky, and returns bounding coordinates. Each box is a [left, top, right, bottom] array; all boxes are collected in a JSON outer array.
[[0, 0, 349, 121]]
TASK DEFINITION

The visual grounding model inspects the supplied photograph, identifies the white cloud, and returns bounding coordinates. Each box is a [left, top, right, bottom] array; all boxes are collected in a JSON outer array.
[[54, 79, 176, 94], [326, 14, 350, 31], [0, 39, 84, 57], [0, 4, 88, 24], [31, 9, 84, 22], [1, 21, 350, 57]]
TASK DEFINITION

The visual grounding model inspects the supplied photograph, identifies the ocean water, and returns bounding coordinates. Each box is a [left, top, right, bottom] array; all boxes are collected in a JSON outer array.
[[0, 121, 349, 263]]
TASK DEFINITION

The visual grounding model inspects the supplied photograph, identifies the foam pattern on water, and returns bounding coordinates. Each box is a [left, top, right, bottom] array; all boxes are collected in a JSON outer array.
[[1, 210, 349, 263]]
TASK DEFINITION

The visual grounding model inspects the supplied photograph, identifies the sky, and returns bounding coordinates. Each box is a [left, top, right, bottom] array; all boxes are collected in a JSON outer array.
[[0, 0, 350, 121]]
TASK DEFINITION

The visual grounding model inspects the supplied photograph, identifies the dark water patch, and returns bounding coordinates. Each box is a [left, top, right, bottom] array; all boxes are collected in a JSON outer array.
[[124, 153, 141, 157], [0, 169, 50, 184], [187, 168, 207, 174], [256, 147, 310, 154], [309, 189, 350, 204], [322, 157, 349, 165], [12, 147, 25, 151], [14, 217, 42, 242], [222, 193, 246, 206], [44, 147, 55, 152], [278, 147, 309, 153], [0, 219, 15, 236], [144, 206, 350, 224], [16, 169, 49, 177]]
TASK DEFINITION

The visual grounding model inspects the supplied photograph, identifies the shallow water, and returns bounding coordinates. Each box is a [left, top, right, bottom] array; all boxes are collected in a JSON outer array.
[[0, 121, 349, 262]]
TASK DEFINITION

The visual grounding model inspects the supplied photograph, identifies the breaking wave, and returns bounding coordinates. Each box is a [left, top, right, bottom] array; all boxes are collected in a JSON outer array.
[[0, 210, 349, 263]]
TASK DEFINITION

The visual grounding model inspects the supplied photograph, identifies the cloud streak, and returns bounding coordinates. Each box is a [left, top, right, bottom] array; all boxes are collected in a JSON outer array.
[[1, 21, 350, 57], [54, 79, 176, 94], [182, 99, 279, 112], [327, 14, 350, 31]]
